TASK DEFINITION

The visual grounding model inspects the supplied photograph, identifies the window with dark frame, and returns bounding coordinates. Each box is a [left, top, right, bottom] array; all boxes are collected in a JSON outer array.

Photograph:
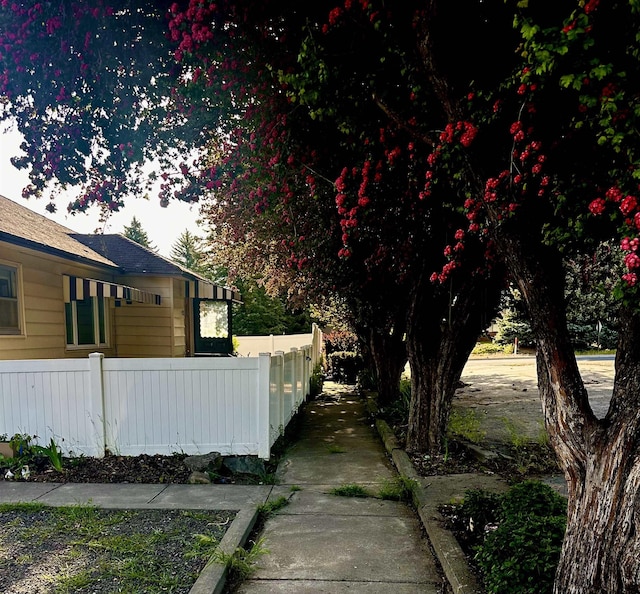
[[65, 297, 108, 347], [0, 264, 20, 335]]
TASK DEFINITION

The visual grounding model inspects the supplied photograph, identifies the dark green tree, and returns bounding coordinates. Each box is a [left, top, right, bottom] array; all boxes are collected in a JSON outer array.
[[122, 216, 156, 251], [170, 229, 205, 272], [232, 278, 312, 336]]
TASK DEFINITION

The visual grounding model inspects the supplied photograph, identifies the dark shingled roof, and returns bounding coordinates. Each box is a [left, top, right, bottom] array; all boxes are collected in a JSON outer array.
[[0, 194, 117, 268], [0, 195, 240, 300], [72, 234, 187, 276]]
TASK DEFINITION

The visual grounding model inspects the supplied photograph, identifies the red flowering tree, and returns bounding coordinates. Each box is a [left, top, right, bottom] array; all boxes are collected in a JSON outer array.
[[4, 1, 640, 589], [182, 0, 503, 447]]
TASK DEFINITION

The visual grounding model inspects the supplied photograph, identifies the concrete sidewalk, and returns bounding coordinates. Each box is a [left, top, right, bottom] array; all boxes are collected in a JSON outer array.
[[234, 383, 447, 593], [0, 382, 502, 594]]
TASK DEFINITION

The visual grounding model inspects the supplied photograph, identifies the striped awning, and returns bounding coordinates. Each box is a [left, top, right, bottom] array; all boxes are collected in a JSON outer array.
[[63, 275, 162, 305], [185, 279, 242, 303]]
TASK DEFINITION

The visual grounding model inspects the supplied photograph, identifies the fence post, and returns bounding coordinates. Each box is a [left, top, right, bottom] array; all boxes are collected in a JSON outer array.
[[275, 351, 285, 432], [290, 347, 299, 406], [88, 353, 106, 457], [257, 353, 272, 459]]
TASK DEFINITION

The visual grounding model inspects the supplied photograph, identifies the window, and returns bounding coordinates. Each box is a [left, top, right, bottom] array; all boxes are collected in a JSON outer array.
[[65, 297, 108, 347], [0, 263, 21, 335], [198, 301, 229, 338]]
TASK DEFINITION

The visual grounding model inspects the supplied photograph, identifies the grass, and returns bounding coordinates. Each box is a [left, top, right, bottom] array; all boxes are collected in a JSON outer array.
[[448, 409, 486, 444], [326, 444, 347, 454], [378, 476, 418, 502], [330, 484, 371, 498], [257, 496, 289, 518], [0, 502, 234, 593], [212, 537, 269, 582]]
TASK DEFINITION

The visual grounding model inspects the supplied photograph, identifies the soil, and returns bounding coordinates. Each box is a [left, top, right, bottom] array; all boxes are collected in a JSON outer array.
[[2, 452, 274, 485], [16, 452, 193, 484]]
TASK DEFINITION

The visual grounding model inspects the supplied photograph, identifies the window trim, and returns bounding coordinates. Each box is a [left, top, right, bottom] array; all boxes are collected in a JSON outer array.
[[0, 259, 25, 337], [65, 296, 110, 349]]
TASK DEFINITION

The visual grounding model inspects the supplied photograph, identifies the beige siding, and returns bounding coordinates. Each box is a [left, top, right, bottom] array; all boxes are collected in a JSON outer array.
[[0, 243, 118, 360], [112, 276, 181, 358]]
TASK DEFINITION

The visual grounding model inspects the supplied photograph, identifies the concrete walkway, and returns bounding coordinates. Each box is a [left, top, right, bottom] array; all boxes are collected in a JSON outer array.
[[235, 383, 445, 593]]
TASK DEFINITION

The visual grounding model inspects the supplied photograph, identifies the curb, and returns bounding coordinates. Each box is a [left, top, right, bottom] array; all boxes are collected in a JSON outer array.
[[189, 506, 260, 594], [374, 416, 483, 594]]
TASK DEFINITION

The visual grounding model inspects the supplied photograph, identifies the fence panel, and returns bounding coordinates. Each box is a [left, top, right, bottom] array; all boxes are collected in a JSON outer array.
[[101, 357, 263, 456], [0, 358, 102, 456], [269, 353, 285, 447], [282, 350, 296, 425]]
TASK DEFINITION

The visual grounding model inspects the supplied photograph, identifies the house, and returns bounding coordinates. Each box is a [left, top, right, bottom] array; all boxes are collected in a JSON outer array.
[[0, 194, 241, 360]]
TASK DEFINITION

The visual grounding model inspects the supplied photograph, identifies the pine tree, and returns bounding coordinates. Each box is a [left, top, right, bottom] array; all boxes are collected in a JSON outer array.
[[170, 230, 204, 272], [122, 216, 156, 251]]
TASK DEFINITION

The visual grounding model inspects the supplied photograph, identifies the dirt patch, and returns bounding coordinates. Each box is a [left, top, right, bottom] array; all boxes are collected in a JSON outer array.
[[0, 506, 234, 594]]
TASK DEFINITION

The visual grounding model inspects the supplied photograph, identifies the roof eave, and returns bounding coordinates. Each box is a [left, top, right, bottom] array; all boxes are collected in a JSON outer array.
[[0, 232, 120, 272]]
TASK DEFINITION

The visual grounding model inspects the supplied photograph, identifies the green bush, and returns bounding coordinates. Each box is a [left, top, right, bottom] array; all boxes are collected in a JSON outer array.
[[450, 481, 567, 594], [328, 351, 364, 383], [310, 363, 324, 396], [472, 341, 513, 355], [476, 514, 566, 594]]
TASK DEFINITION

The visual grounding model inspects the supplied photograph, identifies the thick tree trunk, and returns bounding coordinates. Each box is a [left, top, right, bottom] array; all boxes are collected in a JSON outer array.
[[499, 231, 640, 593], [366, 325, 407, 407], [405, 273, 498, 454]]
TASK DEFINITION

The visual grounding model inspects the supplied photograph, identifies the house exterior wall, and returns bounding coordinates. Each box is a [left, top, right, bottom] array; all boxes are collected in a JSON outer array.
[[112, 276, 184, 358], [0, 241, 117, 360]]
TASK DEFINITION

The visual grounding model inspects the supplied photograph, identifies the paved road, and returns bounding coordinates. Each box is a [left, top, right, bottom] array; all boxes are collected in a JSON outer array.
[[456, 355, 615, 442]]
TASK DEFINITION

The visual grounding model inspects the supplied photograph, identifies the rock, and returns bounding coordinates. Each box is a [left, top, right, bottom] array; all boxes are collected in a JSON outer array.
[[460, 442, 502, 463], [184, 452, 223, 473], [222, 455, 266, 477], [188, 471, 211, 484]]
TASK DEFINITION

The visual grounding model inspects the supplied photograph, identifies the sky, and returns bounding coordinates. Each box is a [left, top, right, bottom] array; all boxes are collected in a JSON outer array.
[[0, 129, 203, 257]]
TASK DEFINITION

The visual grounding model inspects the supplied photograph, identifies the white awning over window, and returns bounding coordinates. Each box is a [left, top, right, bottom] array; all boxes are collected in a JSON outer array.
[[63, 275, 162, 305], [185, 279, 242, 303]]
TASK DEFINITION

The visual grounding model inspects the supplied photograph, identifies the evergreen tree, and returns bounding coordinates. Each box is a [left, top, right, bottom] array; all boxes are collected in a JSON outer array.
[[123, 216, 156, 251], [170, 229, 204, 273]]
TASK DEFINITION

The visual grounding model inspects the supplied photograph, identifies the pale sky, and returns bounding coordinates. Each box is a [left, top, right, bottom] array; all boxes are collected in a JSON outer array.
[[0, 128, 203, 257]]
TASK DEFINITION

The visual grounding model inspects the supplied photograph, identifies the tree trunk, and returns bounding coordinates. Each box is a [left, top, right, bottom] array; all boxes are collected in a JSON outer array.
[[365, 324, 407, 407], [499, 230, 640, 593], [405, 272, 499, 454]]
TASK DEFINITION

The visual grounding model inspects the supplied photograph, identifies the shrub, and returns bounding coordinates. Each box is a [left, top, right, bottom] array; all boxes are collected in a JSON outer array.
[[450, 480, 567, 594], [310, 363, 324, 396], [328, 351, 364, 383], [476, 514, 566, 594]]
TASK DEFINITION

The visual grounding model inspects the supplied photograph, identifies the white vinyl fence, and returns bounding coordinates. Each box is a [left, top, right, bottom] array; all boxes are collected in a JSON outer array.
[[0, 344, 319, 460], [236, 323, 323, 365]]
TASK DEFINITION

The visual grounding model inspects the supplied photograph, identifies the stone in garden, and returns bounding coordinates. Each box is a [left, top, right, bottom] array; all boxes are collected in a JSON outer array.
[[184, 452, 223, 473], [188, 471, 212, 484], [222, 455, 266, 477]]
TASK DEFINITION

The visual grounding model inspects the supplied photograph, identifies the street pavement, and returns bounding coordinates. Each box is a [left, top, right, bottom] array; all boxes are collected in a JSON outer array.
[[456, 354, 614, 442]]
